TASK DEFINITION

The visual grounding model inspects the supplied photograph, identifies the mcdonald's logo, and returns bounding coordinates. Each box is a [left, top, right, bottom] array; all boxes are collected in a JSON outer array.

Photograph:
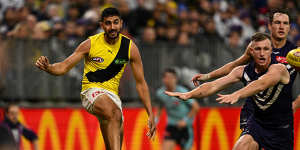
[[201, 109, 229, 150], [15, 108, 299, 150], [65, 111, 90, 150], [131, 110, 160, 150], [38, 110, 61, 150]]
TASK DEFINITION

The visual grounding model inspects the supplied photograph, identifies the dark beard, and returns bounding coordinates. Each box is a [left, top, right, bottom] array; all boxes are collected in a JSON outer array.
[[106, 30, 119, 39], [104, 32, 120, 44]]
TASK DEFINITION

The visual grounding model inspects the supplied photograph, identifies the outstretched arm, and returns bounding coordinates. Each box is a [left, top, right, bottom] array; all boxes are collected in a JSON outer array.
[[35, 39, 90, 75], [166, 66, 244, 100], [192, 42, 253, 86], [217, 64, 290, 104], [130, 42, 156, 139]]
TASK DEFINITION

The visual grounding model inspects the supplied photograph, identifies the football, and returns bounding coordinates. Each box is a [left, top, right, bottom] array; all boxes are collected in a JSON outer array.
[[286, 48, 300, 71]]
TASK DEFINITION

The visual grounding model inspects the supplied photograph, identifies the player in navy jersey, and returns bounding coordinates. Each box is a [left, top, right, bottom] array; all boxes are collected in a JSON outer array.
[[191, 8, 300, 148], [166, 32, 294, 150]]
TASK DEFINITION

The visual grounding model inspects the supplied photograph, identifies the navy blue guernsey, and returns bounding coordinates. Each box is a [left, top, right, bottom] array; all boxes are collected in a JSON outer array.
[[241, 58, 296, 127], [272, 40, 298, 90], [240, 40, 298, 129]]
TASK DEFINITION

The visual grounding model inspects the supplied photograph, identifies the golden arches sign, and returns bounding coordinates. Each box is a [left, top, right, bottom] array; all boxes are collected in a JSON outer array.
[[131, 110, 160, 150], [38, 110, 61, 150], [65, 111, 90, 150], [16, 108, 299, 150], [200, 109, 229, 150]]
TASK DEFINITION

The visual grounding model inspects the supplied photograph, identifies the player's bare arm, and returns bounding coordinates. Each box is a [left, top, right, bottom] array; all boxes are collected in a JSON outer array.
[[166, 66, 244, 100], [129, 42, 156, 139], [192, 42, 253, 86], [35, 39, 90, 75], [217, 64, 290, 104]]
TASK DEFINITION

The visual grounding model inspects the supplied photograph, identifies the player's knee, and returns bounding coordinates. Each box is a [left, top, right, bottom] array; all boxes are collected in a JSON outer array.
[[112, 108, 122, 122], [249, 140, 259, 150], [105, 107, 122, 122], [233, 141, 247, 150], [233, 135, 253, 150]]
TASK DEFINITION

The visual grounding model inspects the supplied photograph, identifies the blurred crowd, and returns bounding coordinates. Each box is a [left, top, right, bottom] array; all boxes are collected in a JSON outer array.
[[0, 0, 300, 103], [0, 0, 299, 47]]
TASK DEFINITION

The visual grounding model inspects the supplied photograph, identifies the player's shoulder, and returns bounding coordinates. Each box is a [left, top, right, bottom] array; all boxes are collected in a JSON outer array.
[[120, 33, 132, 41], [269, 63, 287, 73], [270, 63, 286, 68], [88, 32, 104, 40]]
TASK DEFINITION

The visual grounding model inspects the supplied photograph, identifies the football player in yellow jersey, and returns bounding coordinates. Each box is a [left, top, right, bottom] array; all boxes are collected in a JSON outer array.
[[35, 7, 156, 150]]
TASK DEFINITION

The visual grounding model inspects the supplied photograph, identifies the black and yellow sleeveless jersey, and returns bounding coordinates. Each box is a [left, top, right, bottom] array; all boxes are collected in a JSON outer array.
[[81, 32, 131, 95]]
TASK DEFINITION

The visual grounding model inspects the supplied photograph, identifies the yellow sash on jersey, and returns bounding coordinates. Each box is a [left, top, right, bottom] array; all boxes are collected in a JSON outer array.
[[81, 32, 131, 96]]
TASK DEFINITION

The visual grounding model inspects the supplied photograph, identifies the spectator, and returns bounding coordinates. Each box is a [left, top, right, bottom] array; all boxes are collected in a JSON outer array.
[[127, 0, 153, 36], [178, 8, 188, 21], [26, 14, 37, 31], [189, 20, 201, 38], [179, 21, 190, 34], [225, 29, 244, 59], [141, 26, 156, 44], [165, 1, 178, 25], [155, 23, 167, 41], [267, 0, 284, 10], [47, 4, 62, 22], [0, 7, 18, 36], [18, 6, 30, 22], [0, 103, 38, 150], [7, 22, 30, 38], [197, 0, 213, 14], [188, 9, 200, 22], [32, 21, 51, 40], [177, 32, 190, 46], [0, 0, 24, 20], [194, 17, 232, 72], [166, 24, 178, 43], [82, 9, 99, 23], [52, 20, 65, 40], [239, 11, 255, 44], [66, 4, 80, 22], [213, 1, 242, 38]]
